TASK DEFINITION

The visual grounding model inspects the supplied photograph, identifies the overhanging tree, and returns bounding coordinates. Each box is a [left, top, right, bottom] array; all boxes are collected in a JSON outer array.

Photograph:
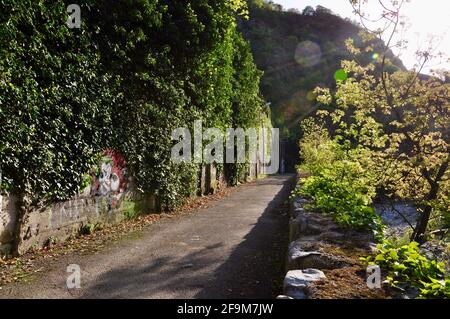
[[314, 0, 449, 243]]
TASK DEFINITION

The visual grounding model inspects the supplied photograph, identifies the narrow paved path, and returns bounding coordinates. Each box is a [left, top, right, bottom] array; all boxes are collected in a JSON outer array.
[[1, 175, 295, 299]]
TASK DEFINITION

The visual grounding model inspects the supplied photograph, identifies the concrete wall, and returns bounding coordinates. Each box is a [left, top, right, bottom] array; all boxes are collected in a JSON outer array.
[[0, 194, 17, 255], [0, 150, 160, 256], [0, 189, 162, 256], [200, 164, 223, 195], [0, 161, 233, 256]]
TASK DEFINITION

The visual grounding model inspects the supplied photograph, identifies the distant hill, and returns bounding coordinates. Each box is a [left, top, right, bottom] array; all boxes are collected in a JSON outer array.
[[239, 1, 405, 141]]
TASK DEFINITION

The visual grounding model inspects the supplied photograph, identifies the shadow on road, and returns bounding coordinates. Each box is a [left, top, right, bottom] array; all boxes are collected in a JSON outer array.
[[195, 174, 296, 298], [79, 175, 296, 299]]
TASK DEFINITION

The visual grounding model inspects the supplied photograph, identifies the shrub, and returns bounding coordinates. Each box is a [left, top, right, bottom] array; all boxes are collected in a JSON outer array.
[[297, 170, 384, 239], [0, 0, 119, 202], [363, 240, 450, 299], [0, 0, 269, 253], [298, 119, 343, 175], [295, 124, 383, 238]]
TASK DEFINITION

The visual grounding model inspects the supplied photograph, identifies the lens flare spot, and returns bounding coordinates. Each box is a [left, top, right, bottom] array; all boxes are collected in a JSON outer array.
[[334, 69, 348, 82], [295, 41, 322, 68], [372, 53, 380, 60]]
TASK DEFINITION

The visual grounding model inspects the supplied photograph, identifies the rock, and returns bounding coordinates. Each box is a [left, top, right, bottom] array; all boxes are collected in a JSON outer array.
[[288, 250, 320, 270], [420, 241, 450, 274], [292, 198, 309, 210], [285, 194, 379, 298], [283, 269, 326, 299], [317, 231, 344, 242], [284, 288, 307, 299], [394, 286, 420, 300], [344, 229, 376, 247], [287, 240, 352, 270], [276, 295, 294, 299], [292, 207, 306, 218], [289, 215, 306, 241], [284, 268, 326, 286], [289, 210, 340, 241]]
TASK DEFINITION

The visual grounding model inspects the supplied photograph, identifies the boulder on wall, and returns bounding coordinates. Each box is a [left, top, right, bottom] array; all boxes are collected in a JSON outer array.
[[287, 240, 354, 270], [283, 269, 326, 299]]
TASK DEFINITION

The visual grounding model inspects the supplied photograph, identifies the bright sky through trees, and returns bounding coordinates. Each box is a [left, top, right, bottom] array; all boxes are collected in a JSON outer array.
[[275, 0, 450, 74]]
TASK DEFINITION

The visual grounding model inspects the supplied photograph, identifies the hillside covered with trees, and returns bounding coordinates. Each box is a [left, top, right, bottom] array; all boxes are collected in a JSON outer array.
[[240, 1, 405, 143]]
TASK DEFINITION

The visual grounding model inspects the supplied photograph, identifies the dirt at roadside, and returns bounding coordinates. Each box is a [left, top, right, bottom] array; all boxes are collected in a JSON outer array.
[[306, 243, 389, 299]]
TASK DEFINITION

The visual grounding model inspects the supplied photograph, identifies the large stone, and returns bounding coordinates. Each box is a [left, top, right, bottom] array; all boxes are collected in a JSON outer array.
[[317, 231, 345, 242], [292, 198, 310, 209], [289, 211, 339, 241], [287, 240, 353, 270], [276, 295, 294, 299], [283, 269, 326, 299], [289, 215, 306, 242]]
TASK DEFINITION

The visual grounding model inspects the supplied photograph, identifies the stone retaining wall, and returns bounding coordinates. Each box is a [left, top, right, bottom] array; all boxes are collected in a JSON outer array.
[[278, 193, 374, 299], [1, 162, 262, 257]]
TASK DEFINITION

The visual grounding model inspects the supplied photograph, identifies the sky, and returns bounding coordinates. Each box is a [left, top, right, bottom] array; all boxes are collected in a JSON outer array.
[[274, 0, 450, 74]]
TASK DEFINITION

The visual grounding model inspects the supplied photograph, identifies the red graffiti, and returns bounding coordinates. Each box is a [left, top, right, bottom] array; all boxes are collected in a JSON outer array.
[[92, 149, 128, 208]]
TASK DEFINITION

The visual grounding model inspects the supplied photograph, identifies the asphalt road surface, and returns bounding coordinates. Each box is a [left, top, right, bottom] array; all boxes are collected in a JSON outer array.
[[1, 175, 295, 299]]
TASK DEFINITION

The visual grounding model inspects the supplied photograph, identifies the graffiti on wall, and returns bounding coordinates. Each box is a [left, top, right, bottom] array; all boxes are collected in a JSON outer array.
[[46, 149, 129, 230], [92, 149, 128, 208]]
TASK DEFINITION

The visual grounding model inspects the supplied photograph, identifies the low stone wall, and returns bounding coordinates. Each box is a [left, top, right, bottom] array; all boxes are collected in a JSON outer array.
[[1, 161, 261, 256], [0, 188, 150, 255], [0, 194, 17, 255], [278, 194, 374, 299], [200, 164, 222, 195]]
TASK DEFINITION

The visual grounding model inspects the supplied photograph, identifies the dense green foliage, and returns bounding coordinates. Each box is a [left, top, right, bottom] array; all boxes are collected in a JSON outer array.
[[295, 116, 449, 298], [0, 0, 118, 203], [292, 0, 449, 298], [299, 174, 383, 237], [363, 241, 450, 298], [0, 0, 267, 213], [293, 121, 384, 239], [85, 0, 269, 207], [314, 33, 449, 243]]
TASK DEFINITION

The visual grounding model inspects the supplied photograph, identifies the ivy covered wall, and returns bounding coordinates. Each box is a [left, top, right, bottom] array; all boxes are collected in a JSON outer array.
[[0, 0, 269, 254]]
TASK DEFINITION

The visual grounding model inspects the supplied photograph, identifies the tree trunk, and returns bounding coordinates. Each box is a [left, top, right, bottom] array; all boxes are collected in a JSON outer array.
[[412, 159, 449, 244], [411, 184, 439, 244], [411, 205, 432, 244]]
